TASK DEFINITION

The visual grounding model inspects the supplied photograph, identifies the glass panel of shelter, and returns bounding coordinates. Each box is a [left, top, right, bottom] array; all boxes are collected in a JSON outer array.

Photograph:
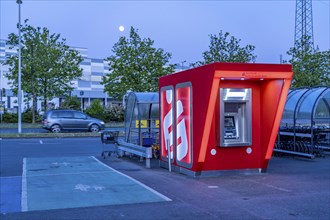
[[281, 89, 308, 130], [315, 91, 330, 119], [296, 88, 324, 121], [125, 94, 136, 142]]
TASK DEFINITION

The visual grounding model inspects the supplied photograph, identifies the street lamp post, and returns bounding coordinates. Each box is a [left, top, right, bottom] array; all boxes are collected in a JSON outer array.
[[0, 62, 3, 123], [17, 0, 22, 134]]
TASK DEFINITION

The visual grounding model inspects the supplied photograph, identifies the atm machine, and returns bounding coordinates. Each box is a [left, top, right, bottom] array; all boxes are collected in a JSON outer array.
[[219, 88, 252, 147]]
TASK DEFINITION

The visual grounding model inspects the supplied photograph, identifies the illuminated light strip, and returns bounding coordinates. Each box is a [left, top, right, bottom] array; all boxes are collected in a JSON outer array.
[[265, 79, 292, 159], [224, 89, 248, 100], [226, 91, 246, 97], [198, 77, 220, 163]]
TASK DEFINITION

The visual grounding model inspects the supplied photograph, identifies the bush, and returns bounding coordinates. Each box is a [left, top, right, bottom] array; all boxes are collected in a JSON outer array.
[[105, 105, 124, 122], [2, 112, 18, 123], [22, 109, 42, 123], [85, 100, 106, 121], [2, 109, 42, 123], [85, 101, 124, 122]]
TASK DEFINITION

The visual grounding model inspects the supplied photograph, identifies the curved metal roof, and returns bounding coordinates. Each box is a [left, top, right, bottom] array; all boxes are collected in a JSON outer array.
[[282, 87, 330, 126], [127, 92, 159, 104]]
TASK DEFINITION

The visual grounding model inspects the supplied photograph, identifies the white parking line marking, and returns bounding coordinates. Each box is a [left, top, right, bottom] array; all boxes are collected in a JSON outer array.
[[0, 176, 22, 179], [19, 142, 60, 145], [247, 180, 291, 192], [92, 156, 172, 202], [21, 158, 28, 212]]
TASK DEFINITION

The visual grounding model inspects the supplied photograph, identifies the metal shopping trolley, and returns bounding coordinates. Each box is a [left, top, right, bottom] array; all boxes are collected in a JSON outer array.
[[100, 131, 119, 158]]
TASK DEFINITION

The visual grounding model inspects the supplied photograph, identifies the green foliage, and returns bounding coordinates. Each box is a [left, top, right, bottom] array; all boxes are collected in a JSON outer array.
[[5, 20, 83, 122], [85, 99, 106, 121], [22, 108, 42, 123], [2, 112, 18, 123], [192, 31, 257, 67], [105, 105, 124, 122], [286, 36, 330, 88], [102, 26, 175, 100], [60, 96, 81, 110], [1, 108, 41, 123], [85, 101, 124, 122]]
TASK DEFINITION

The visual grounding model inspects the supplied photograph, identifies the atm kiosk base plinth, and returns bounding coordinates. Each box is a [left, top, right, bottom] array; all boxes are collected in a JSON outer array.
[[159, 160, 264, 177]]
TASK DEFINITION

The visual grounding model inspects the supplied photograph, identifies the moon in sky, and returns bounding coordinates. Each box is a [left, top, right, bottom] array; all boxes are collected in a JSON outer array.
[[119, 26, 125, 32]]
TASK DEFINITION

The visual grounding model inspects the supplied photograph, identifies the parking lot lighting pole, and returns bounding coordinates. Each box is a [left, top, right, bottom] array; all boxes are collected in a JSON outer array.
[[0, 63, 3, 123], [17, 0, 22, 134]]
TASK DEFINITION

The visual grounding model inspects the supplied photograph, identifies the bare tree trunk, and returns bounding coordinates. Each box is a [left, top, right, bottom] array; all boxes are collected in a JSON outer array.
[[43, 97, 47, 113], [32, 95, 37, 124], [43, 79, 48, 112]]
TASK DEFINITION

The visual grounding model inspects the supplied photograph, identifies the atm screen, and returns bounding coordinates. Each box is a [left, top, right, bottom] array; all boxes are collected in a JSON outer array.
[[224, 116, 237, 139], [224, 116, 235, 128]]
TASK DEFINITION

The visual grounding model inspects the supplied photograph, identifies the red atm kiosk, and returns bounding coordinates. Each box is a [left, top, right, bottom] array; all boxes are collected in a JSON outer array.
[[159, 62, 293, 176]]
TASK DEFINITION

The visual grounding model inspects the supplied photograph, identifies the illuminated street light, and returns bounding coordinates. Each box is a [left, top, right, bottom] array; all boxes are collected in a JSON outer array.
[[17, 0, 22, 134]]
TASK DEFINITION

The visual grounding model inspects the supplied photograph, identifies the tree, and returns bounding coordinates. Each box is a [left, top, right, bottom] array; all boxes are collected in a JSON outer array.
[[102, 27, 175, 100], [286, 36, 330, 88], [5, 20, 83, 123], [192, 31, 256, 67]]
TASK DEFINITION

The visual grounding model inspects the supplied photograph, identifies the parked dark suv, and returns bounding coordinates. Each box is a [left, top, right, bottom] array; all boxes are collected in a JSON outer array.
[[42, 110, 105, 133]]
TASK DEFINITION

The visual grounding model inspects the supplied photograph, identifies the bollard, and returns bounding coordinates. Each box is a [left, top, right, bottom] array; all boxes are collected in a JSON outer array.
[[167, 139, 171, 172]]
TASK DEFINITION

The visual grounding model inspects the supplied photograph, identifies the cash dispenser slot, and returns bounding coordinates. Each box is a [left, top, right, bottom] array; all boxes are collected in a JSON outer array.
[[219, 88, 252, 147]]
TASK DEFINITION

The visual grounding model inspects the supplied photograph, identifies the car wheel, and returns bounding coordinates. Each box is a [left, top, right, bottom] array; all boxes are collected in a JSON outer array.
[[90, 124, 100, 133], [51, 124, 62, 133]]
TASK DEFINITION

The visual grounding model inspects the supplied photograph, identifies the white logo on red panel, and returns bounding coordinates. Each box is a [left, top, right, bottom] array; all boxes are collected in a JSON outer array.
[[176, 100, 189, 161], [162, 87, 191, 163]]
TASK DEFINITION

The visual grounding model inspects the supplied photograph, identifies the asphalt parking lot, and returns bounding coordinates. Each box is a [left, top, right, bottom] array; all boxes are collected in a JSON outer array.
[[1, 152, 329, 220]]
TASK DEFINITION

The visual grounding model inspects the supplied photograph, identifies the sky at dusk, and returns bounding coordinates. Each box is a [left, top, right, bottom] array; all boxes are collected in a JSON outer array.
[[1, 0, 329, 65]]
